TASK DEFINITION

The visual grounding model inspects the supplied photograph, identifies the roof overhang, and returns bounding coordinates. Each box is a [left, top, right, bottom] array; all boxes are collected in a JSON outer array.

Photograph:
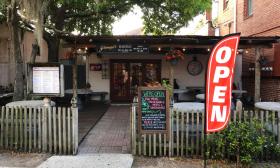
[[61, 35, 280, 54]]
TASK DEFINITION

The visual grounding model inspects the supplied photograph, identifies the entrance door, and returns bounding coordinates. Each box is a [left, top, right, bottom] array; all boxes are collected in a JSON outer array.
[[110, 60, 161, 102]]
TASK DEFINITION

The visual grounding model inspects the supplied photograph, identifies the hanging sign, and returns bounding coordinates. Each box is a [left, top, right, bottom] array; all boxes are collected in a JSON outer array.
[[206, 34, 240, 133], [138, 87, 170, 135]]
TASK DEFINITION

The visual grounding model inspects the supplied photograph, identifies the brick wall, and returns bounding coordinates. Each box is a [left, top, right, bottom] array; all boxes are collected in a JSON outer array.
[[217, 0, 235, 35], [243, 77, 280, 101], [237, 0, 280, 101]]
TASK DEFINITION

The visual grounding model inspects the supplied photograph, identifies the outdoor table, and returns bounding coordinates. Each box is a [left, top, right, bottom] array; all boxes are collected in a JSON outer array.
[[64, 89, 93, 94], [195, 90, 247, 101], [6, 100, 56, 108], [173, 89, 189, 94], [254, 102, 280, 111], [173, 102, 204, 112], [196, 94, 205, 100], [232, 90, 247, 94], [0, 93, 13, 99]]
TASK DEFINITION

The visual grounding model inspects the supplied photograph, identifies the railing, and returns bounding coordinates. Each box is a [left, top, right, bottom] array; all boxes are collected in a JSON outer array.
[[131, 99, 280, 159], [0, 106, 78, 155]]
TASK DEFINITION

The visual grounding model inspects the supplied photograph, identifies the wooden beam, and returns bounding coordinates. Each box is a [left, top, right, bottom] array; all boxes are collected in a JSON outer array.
[[255, 47, 261, 102]]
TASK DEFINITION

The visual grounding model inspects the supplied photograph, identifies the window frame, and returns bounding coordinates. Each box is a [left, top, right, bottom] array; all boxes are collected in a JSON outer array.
[[244, 0, 253, 18], [223, 0, 229, 11]]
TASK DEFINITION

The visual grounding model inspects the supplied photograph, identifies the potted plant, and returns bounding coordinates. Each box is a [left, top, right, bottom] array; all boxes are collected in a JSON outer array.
[[164, 49, 185, 65]]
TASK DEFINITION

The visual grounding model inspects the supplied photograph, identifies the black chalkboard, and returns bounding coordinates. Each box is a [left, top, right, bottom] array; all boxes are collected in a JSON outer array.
[[138, 87, 170, 134]]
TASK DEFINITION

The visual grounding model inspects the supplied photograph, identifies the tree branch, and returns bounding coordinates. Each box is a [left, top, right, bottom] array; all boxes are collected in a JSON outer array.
[[64, 2, 133, 19]]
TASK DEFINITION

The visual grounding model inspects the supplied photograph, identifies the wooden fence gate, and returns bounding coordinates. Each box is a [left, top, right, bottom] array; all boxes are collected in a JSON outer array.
[[0, 106, 78, 155], [131, 100, 280, 159]]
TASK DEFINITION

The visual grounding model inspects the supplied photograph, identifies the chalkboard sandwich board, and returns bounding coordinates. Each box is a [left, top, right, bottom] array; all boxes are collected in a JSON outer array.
[[138, 87, 170, 135]]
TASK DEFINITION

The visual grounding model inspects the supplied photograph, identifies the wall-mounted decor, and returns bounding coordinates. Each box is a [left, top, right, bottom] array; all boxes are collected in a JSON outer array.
[[187, 56, 203, 76], [101, 61, 109, 79], [90, 63, 102, 71]]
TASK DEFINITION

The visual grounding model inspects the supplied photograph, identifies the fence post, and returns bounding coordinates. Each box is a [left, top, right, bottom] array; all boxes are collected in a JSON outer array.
[[236, 100, 243, 114], [169, 98, 174, 157], [42, 107, 47, 152], [72, 107, 78, 155], [131, 96, 137, 155]]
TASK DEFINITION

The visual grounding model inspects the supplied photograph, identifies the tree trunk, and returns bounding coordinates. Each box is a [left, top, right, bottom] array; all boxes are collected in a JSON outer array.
[[30, 40, 39, 63], [7, 0, 24, 101], [46, 6, 66, 62], [46, 36, 60, 62]]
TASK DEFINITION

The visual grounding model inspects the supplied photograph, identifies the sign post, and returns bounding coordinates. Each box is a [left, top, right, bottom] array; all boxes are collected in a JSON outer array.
[[204, 34, 240, 167], [138, 87, 170, 136]]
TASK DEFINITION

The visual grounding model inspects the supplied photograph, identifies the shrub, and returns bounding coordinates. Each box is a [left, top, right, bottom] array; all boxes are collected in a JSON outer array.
[[206, 119, 280, 166]]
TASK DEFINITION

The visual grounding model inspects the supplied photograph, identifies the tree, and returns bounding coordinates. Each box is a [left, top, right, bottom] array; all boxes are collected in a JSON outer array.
[[135, 0, 211, 35], [0, 0, 211, 101]]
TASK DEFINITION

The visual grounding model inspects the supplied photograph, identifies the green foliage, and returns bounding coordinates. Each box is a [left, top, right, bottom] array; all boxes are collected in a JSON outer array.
[[135, 0, 212, 35], [0, 0, 212, 35], [0, 0, 7, 23], [162, 79, 173, 96], [57, 0, 133, 35], [207, 120, 280, 165]]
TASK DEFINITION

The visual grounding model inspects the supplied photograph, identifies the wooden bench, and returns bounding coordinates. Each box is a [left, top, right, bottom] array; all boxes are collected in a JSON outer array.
[[90, 92, 108, 102]]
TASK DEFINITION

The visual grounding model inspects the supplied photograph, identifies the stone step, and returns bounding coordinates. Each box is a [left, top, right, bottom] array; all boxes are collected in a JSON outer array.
[[37, 153, 133, 168]]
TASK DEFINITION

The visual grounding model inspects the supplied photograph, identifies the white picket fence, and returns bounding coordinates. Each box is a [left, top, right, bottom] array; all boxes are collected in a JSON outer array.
[[0, 106, 78, 155], [131, 100, 280, 158]]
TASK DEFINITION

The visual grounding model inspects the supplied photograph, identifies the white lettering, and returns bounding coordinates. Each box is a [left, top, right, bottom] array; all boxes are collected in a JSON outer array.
[[211, 105, 227, 122], [216, 46, 231, 63], [213, 86, 227, 103], [213, 66, 230, 83]]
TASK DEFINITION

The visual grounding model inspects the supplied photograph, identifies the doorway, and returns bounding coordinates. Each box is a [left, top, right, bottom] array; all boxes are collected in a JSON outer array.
[[110, 59, 161, 102]]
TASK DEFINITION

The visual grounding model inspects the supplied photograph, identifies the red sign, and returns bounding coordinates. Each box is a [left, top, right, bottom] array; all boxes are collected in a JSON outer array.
[[206, 34, 240, 133], [90, 64, 102, 71]]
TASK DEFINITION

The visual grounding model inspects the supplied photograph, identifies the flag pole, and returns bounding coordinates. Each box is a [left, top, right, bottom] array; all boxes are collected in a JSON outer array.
[[204, 56, 209, 168]]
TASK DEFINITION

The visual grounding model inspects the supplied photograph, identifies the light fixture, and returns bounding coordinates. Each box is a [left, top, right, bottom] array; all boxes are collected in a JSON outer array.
[[158, 47, 161, 51], [207, 48, 210, 52], [182, 48, 186, 52], [245, 50, 249, 54]]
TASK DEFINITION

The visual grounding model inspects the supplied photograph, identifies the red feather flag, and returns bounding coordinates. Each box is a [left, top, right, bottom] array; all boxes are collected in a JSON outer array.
[[206, 34, 240, 133]]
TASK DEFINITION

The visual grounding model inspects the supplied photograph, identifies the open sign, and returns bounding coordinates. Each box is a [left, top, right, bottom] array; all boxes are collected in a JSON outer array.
[[206, 34, 240, 133]]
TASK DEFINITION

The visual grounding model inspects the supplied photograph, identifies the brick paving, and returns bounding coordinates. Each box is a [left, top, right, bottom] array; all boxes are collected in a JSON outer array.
[[78, 101, 109, 143], [78, 105, 131, 154]]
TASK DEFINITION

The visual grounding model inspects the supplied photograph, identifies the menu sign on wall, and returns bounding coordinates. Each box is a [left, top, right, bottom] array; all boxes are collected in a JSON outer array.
[[28, 63, 64, 97], [33, 67, 60, 94], [138, 87, 170, 134]]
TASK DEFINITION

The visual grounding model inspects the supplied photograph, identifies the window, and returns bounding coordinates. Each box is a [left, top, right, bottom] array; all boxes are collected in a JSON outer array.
[[223, 0, 229, 10], [244, 0, 253, 17]]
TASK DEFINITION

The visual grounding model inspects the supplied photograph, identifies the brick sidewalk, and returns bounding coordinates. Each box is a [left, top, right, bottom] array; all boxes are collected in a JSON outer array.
[[78, 105, 131, 154]]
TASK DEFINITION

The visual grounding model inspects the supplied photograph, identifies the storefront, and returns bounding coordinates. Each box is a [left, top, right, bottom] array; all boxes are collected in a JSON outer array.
[[60, 35, 279, 103]]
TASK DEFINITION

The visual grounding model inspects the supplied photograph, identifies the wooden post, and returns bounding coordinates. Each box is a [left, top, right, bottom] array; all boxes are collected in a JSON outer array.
[[131, 99, 137, 155], [169, 64, 174, 100], [72, 107, 78, 154], [255, 48, 261, 103], [42, 107, 47, 152]]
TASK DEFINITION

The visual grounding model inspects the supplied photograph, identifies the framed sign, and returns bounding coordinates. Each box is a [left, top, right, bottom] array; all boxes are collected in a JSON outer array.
[[138, 87, 170, 135], [28, 63, 64, 97], [90, 63, 102, 71]]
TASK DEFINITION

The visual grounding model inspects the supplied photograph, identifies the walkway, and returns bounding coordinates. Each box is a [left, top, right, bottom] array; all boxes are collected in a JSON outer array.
[[78, 101, 109, 143], [78, 105, 131, 154]]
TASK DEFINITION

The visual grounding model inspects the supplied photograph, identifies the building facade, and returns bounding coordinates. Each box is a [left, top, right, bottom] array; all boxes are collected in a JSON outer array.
[[216, 0, 280, 102]]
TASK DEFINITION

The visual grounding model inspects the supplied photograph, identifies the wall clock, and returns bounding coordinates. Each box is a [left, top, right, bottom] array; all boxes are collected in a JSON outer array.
[[187, 56, 203, 76]]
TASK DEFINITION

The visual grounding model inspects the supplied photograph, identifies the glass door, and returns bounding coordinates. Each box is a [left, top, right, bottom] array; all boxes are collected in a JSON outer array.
[[111, 60, 161, 102], [110, 62, 130, 101]]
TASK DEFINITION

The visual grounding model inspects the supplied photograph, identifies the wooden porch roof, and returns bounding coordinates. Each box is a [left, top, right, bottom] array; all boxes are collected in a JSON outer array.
[[62, 35, 280, 49]]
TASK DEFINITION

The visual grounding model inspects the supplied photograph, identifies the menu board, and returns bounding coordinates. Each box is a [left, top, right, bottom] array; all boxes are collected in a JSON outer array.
[[138, 87, 170, 134], [32, 67, 60, 94]]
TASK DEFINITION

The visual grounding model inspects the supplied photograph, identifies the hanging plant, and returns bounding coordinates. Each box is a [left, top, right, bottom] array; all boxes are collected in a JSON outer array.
[[164, 49, 185, 64]]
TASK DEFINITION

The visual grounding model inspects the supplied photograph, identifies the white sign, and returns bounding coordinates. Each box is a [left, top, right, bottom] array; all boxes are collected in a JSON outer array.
[[32, 67, 60, 94]]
